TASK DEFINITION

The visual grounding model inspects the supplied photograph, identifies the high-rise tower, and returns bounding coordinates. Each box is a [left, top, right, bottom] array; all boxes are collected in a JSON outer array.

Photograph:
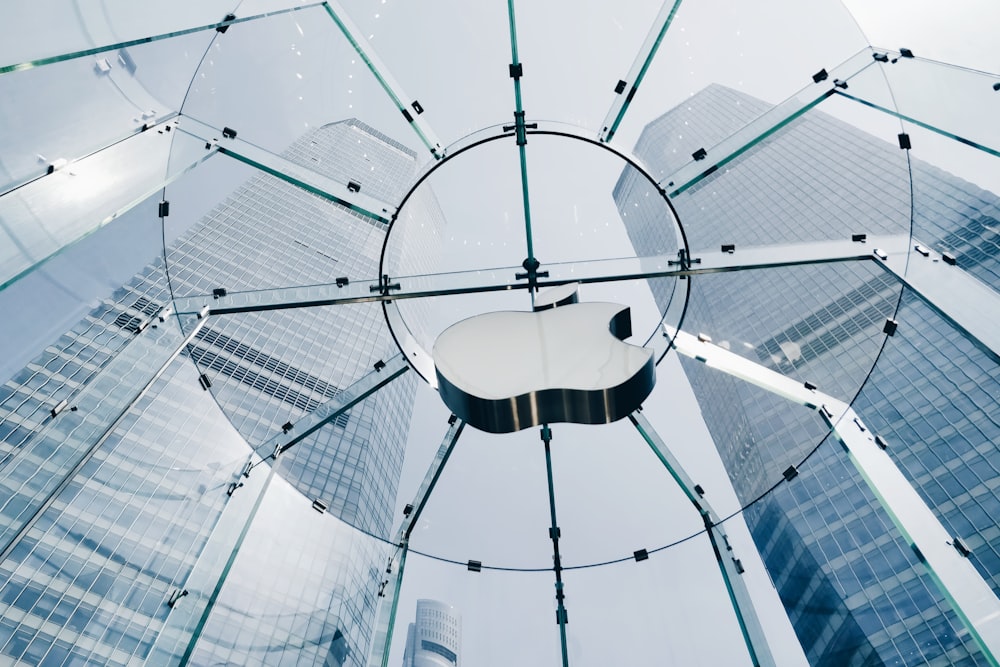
[[616, 84, 1000, 665], [0, 119, 442, 666], [401, 599, 462, 667]]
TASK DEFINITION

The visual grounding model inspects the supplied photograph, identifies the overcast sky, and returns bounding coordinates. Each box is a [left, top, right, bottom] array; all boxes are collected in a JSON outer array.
[[1, 1, 997, 665]]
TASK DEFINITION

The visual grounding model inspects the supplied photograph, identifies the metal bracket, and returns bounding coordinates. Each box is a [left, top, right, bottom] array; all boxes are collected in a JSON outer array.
[[369, 274, 401, 296], [667, 248, 702, 272], [514, 257, 549, 287], [502, 110, 538, 147]]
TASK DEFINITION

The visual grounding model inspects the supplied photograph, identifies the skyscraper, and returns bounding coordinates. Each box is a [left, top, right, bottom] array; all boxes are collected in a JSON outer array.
[[0, 119, 442, 666], [616, 84, 1000, 665], [401, 599, 461, 667]]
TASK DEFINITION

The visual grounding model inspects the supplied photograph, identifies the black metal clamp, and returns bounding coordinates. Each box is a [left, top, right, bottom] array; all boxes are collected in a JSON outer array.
[[369, 274, 401, 296]]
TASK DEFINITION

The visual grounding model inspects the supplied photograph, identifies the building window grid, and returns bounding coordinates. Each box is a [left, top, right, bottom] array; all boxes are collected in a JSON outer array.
[[0, 364, 245, 663]]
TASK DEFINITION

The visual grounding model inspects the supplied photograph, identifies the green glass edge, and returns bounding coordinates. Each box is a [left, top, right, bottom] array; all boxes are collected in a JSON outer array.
[[605, 0, 685, 143], [0, 3, 326, 75], [0, 146, 217, 294]]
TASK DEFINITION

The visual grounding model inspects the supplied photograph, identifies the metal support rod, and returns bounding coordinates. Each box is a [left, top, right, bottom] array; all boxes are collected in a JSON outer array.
[[372, 545, 408, 667], [505, 0, 538, 299], [401, 419, 465, 540], [629, 413, 776, 667], [540, 426, 570, 667], [249, 355, 409, 466]]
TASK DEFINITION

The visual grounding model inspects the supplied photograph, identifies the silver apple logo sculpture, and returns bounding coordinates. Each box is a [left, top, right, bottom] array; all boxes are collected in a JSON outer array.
[[433, 285, 655, 433]]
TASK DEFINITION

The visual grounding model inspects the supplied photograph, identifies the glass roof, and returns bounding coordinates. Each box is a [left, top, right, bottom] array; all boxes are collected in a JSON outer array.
[[1, 1, 998, 665]]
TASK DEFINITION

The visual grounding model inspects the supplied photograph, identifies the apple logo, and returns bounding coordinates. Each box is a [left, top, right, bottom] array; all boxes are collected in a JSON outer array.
[[433, 285, 655, 433]]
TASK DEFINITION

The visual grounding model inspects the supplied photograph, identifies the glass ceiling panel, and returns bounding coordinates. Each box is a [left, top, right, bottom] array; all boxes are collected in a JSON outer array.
[[839, 51, 1000, 157], [0, 125, 210, 290], [0, 50, 180, 193], [901, 120, 1000, 291], [605, 0, 870, 149], [0, 0, 315, 69], [331, 0, 522, 148], [1, 2, 999, 666], [178, 3, 422, 162], [644, 90, 913, 251], [0, 24, 218, 195], [679, 261, 899, 503]]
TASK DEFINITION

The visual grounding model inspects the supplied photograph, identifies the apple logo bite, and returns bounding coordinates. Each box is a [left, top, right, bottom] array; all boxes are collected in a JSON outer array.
[[433, 285, 655, 433]]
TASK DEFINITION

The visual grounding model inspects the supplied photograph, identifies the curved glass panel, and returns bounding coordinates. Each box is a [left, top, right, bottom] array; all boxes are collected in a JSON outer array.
[[0, 0, 311, 68], [332, 0, 520, 148], [179, 4, 424, 162], [0, 127, 209, 290], [0, 43, 191, 194], [603, 0, 869, 148], [0, 351, 249, 666], [0, 196, 167, 384]]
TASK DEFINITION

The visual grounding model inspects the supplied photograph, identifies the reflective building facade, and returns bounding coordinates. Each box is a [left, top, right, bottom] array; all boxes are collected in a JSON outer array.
[[0, 120, 439, 666], [617, 84, 1000, 665], [1, 3, 999, 666]]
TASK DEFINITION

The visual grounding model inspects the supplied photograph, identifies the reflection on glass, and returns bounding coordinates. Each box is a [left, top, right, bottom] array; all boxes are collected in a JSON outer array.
[[0, 1, 998, 666], [0, 127, 211, 290]]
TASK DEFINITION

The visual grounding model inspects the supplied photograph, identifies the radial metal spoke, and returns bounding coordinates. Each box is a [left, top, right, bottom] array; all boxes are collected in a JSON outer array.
[[540, 427, 571, 667], [249, 354, 410, 465], [503, 0, 541, 298], [599, 0, 685, 143], [0, 3, 326, 75], [177, 116, 396, 224], [321, 1, 444, 159], [665, 326, 1000, 665]]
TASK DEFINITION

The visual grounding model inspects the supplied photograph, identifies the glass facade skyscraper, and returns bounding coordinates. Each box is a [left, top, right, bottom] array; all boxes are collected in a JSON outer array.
[[616, 84, 1000, 666], [1, 2, 998, 665], [401, 599, 461, 667], [0, 119, 441, 666]]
